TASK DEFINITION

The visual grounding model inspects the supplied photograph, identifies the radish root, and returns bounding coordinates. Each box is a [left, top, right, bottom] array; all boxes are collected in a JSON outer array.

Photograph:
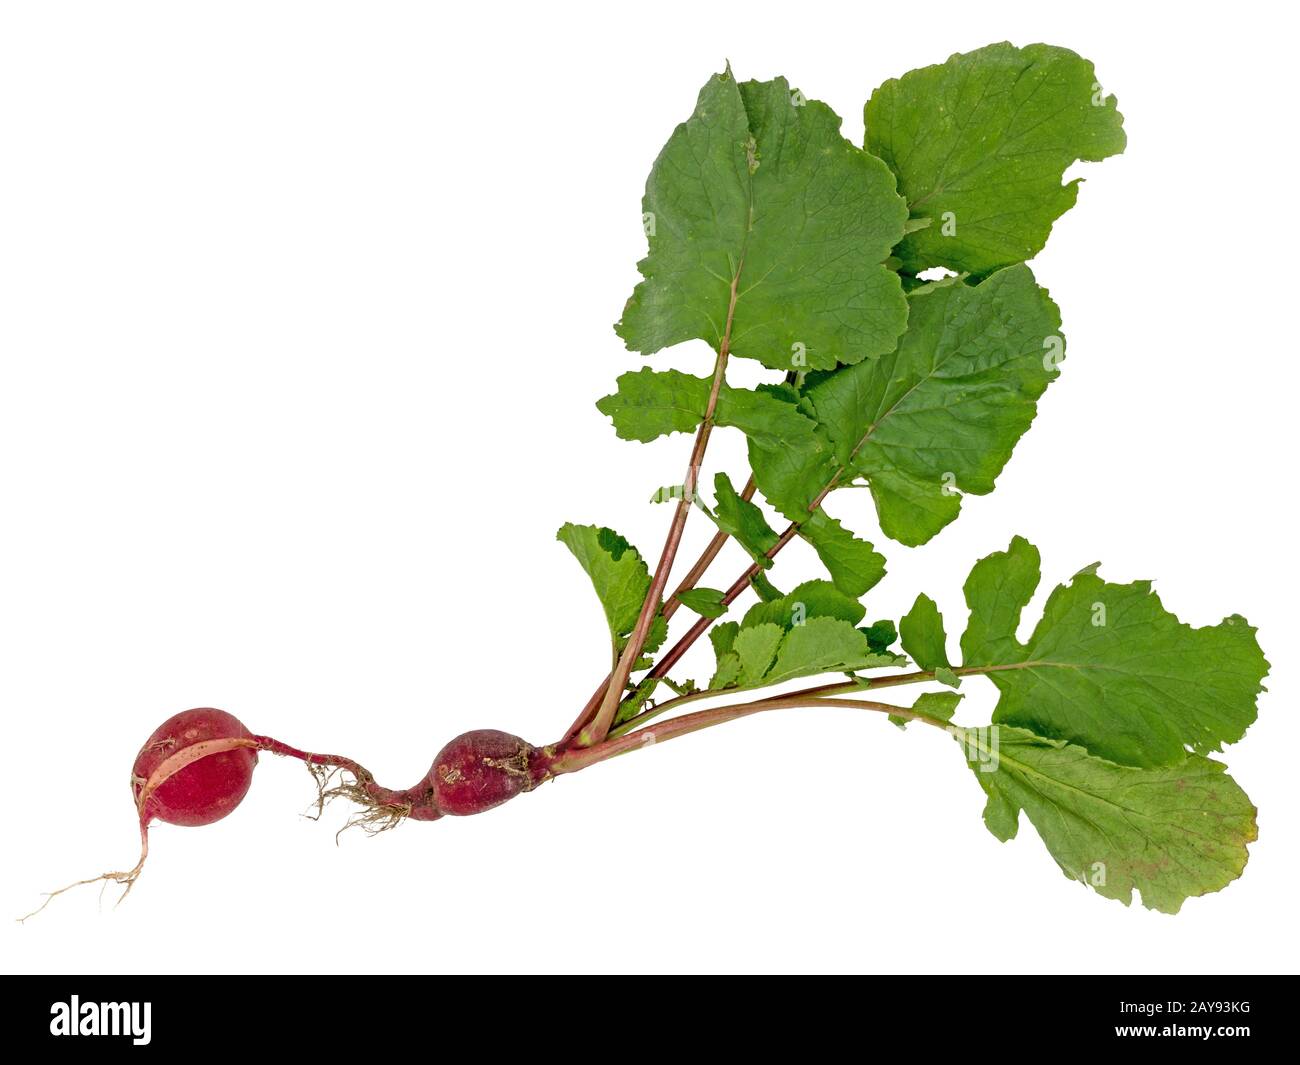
[[17, 825, 150, 923], [304, 761, 412, 838]]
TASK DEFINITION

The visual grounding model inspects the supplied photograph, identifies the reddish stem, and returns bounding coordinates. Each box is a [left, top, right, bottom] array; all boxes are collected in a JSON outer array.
[[609, 665, 1003, 739], [604, 358, 904, 704], [662, 475, 757, 624], [648, 521, 799, 680], [551, 693, 951, 775], [560, 476, 757, 744], [252, 735, 436, 817], [580, 271, 744, 747]]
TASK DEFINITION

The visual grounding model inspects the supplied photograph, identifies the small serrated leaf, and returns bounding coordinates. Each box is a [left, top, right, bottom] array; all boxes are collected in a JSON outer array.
[[899, 593, 951, 671], [741, 580, 865, 631], [764, 617, 897, 686], [713, 472, 777, 566], [676, 587, 728, 619], [800, 509, 886, 597], [750, 572, 785, 603], [710, 621, 740, 662], [733, 623, 784, 685], [934, 666, 961, 689], [860, 620, 898, 655], [710, 652, 742, 690], [890, 689, 962, 728]]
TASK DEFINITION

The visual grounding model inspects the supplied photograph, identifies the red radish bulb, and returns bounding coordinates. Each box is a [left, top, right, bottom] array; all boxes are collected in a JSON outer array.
[[430, 729, 550, 816], [131, 707, 259, 827], [21, 706, 261, 920]]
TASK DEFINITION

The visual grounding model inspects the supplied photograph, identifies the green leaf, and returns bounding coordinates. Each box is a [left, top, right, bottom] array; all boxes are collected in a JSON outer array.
[[556, 523, 652, 644], [891, 689, 962, 728], [959, 535, 1043, 663], [741, 579, 865, 630], [799, 509, 886, 597], [960, 538, 1270, 767], [746, 432, 836, 523], [649, 484, 688, 504], [866, 42, 1126, 275], [713, 473, 777, 565], [803, 265, 1063, 544], [733, 623, 784, 685], [676, 587, 728, 618], [709, 615, 898, 694], [615, 677, 661, 726], [959, 725, 1256, 913], [915, 690, 961, 723], [596, 367, 836, 524], [633, 612, 670, 661], [750, 572, 785, 602], [617, 70, 908, 369], [596, 368, 713, 443], [710, 652, 742, 690], [899, 593, 951, 671], [710, 620, 740, 662], [860, 619, 898, 655], [764, 617, 897, 686], [662, 677, 699, 697]]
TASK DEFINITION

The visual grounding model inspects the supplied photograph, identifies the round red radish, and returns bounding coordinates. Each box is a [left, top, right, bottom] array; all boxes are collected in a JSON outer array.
[[131, 708, 258, 827]]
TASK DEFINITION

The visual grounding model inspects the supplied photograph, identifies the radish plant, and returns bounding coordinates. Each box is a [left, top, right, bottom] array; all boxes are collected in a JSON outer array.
[[27, 42, 1269, 917]]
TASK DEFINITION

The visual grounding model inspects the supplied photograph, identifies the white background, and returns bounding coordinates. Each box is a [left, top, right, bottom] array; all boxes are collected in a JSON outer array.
[[2, 0, 1296, 975]]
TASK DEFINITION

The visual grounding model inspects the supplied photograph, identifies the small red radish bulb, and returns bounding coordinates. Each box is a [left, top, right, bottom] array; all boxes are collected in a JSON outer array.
[[429, 729, 552, 816]]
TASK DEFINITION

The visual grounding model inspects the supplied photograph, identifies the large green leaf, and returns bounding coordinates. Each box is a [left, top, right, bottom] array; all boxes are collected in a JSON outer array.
[[617, 70, 909, 369], [960, 725, 1256, 914], [603, 266, 1060, 545], [960, 537, 1270, 767], [866, 42, 1126, 275], [803, 265, 1063, 544]]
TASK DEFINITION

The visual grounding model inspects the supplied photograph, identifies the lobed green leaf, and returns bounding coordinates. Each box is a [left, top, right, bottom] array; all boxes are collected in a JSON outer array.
[[959, 537, 1270, 767], [866, 42, 1126, 275], [802, 265, 1064, 544], [899, 593, 952, 671], [960, 725, 1256, 913], [617, 70, 909, 369]]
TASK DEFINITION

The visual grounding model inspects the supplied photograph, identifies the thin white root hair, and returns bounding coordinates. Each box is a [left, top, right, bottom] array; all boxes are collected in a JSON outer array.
[[17, 825, 150, 923]]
